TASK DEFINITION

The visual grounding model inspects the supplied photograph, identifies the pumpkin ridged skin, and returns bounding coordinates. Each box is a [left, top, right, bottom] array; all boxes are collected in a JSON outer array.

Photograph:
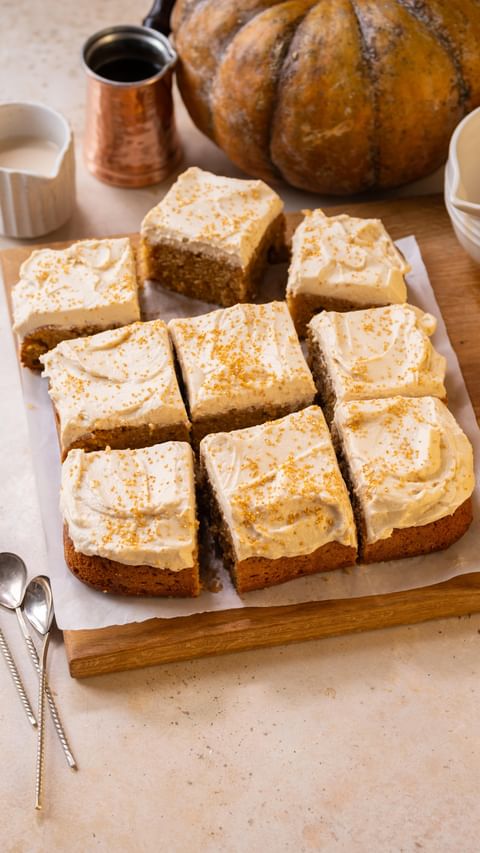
[[269, 0, 376, 192], [398, 0, 480, 111], [212, 1, 318, 183], [173, 1, 280, 139], [352, 0, 462, 188], [172, 0, 480, 194]]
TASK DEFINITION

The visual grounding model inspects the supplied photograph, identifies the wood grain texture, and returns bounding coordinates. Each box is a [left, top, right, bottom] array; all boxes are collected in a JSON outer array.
[[2, 194, 480, 679], [63, 573, 480, 678]]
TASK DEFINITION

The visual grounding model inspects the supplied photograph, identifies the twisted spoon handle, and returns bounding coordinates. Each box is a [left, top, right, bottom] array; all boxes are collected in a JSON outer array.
[[35, 633, 50, 810], [0, 626, 36, 727], [16, 609, 77, 769]]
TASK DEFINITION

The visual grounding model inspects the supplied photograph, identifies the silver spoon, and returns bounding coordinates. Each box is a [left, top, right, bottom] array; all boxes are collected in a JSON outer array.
[[0, 553, 76, 770], [24, 576, 54, 810]]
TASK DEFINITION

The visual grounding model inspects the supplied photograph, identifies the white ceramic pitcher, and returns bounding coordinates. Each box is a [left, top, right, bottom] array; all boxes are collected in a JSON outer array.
[[0, 102, 75, 238]]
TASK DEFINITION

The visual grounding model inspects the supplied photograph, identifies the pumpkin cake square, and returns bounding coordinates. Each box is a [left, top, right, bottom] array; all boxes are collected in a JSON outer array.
[[40, 320, 190, 460], [168, 301, 316, 445], [286, 210, 410, 336], [140, 166, 285, 306], [307, 304, 447, 422], [61, 443, 200, 597], [332, 396, 474, 564], [12, 237, 140, 370], [199, 406, 357, 593]]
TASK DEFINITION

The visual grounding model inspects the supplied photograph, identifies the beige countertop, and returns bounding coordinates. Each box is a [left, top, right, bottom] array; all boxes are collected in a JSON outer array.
[[1, 2, 479, 851]]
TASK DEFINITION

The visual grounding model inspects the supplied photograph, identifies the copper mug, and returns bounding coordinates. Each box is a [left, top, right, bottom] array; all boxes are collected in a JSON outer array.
[[82, 24, 182, 187]]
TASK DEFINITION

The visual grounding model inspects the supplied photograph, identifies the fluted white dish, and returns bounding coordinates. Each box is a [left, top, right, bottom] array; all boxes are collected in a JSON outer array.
[[444, 106, 480, 265], [445, 195, 480, 265], [445, 182, 480, 236], [445, 162, 480, 234], [447, 105, 480, 220], [0, 102, 75, 238]]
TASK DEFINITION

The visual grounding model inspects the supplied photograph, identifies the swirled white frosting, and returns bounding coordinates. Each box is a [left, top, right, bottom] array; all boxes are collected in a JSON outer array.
[[334, 397, 475, 543], [168, 301, 315, 419], [200, 406, 357, 562], [309, 304, 446, 403], [61, 443, 197, 570], [287, 209, 409, 303], [141, 166, 283, 266], [12, 237, 140, 338], [40, 320, 189, 451]]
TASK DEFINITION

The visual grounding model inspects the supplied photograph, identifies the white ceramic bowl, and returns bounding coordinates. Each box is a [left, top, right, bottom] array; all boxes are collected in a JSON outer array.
[[444, 107, 480, 264], [447, 217, 480, 265], [445, 192, 480, 241], [445, 162, 480, 234], [445, 193, 480, 265], [447, 105, 480, 219], [0, 102, 75, 238]]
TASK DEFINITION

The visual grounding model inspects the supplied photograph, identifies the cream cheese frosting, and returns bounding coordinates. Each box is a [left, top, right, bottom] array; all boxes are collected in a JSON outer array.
[[200, 406, 357, 562], [309, 304, 446, 403], [287, 209, 409, 303], [168, 301, 315, 419], [334, 396, 475, 544], [40, 320, 189, 450], [141, 166, 283, 267], [61, 443, 197, 570], [12, 237, 140, 339]]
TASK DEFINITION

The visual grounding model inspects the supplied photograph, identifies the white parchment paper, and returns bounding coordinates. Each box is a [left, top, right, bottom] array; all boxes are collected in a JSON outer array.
[[14, 237, 480, 630]]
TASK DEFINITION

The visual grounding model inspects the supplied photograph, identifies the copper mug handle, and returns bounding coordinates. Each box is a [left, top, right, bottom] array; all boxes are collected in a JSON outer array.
[[143, 0, 176, 35]]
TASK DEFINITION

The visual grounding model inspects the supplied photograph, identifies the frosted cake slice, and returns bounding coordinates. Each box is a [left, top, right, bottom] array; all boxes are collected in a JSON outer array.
[[168, 301, 316, 445], [12, 237, 140, 369], [287, 210, 410, 335], [332, 396, 474, 564], [307, 304, 446, 421], [141, 166, 285, 306], [61, 443, 200, 597], [200, 406, 357, 593], [41, 320, 190, 459]]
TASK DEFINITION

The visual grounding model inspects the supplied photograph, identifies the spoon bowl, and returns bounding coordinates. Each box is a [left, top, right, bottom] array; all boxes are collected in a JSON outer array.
[[24, 576, 54, 637], [0, 552, 27, 610]]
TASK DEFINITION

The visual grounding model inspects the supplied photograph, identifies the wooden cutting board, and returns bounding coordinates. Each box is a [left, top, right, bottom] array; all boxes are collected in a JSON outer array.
[[2, 194, 480, 679]]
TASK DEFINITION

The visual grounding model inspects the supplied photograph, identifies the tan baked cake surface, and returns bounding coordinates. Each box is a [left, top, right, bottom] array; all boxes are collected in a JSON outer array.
[[12, 237, 140, 339], [200, 406, 357, 591], [308, 304, 446, 413], [141, 166, 283, 267], [41, 320, 189, 457], [61, 443, 198, 580], [333, 396, 475, 548], [169, 301, 315, 428]]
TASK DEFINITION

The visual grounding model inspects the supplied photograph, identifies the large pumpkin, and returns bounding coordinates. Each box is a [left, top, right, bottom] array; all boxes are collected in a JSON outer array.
[[170, 0, 480, 194]]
